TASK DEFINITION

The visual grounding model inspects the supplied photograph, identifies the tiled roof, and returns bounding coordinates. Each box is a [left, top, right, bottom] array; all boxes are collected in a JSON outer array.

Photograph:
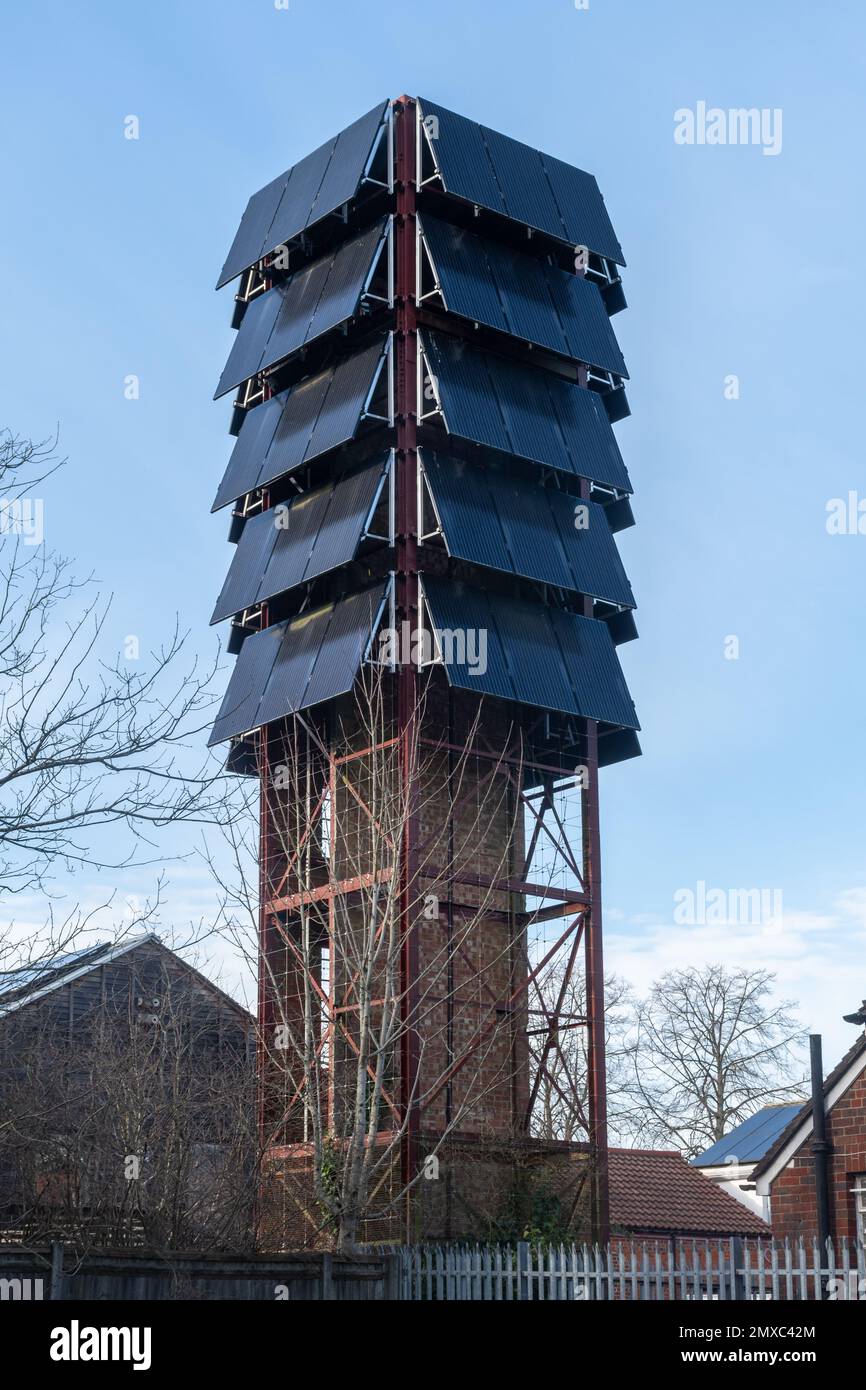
[[751, 1031, 866, 1183], [608, 1148, 770, 1237], [691, 1105, 805, 1168]]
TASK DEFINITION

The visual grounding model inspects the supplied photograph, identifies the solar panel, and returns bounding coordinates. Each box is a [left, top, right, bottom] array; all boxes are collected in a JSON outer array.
[[420, 215, 626, 375], [422, 575, 638, 729], [210, 460, 388, 624], [208, 582, 389, 745], [212, 339, 387, 512], [423, 331, 632, 493], [692, 1105, 806, 1167], [418, 97, 625, 266], [214, 220, 388, 400], [216, 101, 389, 289], [422, 451, 634, 608]]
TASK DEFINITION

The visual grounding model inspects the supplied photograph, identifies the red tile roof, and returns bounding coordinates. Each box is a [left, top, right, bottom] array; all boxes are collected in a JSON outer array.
[[608, 1148, 770, 1237]]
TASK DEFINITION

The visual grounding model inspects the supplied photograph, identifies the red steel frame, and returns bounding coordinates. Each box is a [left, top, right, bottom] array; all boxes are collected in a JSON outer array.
[[254, 94, 611, 1244]]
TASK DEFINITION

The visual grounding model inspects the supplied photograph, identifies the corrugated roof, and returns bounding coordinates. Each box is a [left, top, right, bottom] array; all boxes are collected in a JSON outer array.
[[212, 339, 387, 512], [420, 213, 627, 377], [211, 458, 388, 624], [422, 575, 639, 730], [208, 582, 389, 746], [608, 1149, 770, 1237], [214, 220, 387, 400], [216, 101, 389, 289], [0, 935, 253, 1022], [423, 330, 631, 494], [692, 1106, 806, 1168], [422, 450, 634, 609], [418, 97, 624, 265]]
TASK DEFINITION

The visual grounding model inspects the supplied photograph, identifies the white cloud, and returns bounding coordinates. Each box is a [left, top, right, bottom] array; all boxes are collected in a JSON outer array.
[[607, 889, 866, 1066]]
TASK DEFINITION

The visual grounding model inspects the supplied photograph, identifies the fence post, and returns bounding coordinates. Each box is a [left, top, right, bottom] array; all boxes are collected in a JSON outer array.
[[49, 1241, 65, 1301], [386, 1252, 401, 1301], [517, 1241, 530, 1301], [731, 1238, 747, 1302], [321, 1253, 334, 1301]]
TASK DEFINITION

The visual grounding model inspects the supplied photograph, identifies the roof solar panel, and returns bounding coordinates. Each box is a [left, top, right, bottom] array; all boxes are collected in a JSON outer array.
[[212, 339, 387, 512], [420, 214, 627, 375], [214, 220, 387, 400], [479, 124, 567, 241], [216, 172, 289, 292], [208, 581, 388, 744], [421, 98, 506, 215], [213, 393, 285, 513], [264, 141, 336, 264], [540, 151, 625, 266], [211, 458, 387, 623], [211, 507, 279, 624], [209, 621, 283, 746], [422, 575, 638, 729], [423, 331, 631, 493], [215, 290, 283, 400], [307, 102, 389, 228], [302, 585, 388, 709], [418, 97, 625, 266], [216, 101, 389, 289], [424, 451, 634, 606]]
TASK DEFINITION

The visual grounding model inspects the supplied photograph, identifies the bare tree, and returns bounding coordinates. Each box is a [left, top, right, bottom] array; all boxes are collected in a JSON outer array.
[[207, 665, 576, 1252], [530, 967, 637, 1145], [628, 964, 806, 1155], [0, 944, 258, 1255], [0, 431, 232, 895]]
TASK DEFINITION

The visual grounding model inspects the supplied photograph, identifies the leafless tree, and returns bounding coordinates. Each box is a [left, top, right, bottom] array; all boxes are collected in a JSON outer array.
[[206, 665, 575, 1252], [530, 967, 638, 1145], [627, 964, 806, 1155], [0, 948, 258, 1255], [0, 431, 232, 895]]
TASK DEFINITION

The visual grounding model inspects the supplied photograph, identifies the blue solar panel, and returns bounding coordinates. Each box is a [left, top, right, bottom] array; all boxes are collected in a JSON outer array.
[[212, 339, 387, 512], [423, 451, 634, 608], [418, 97, 625, 265], [208, 582, 389, 745], [210, 460, 388, 623], [216, 101, 389, 289], [692, 1106, 805, 1167], [422, 576, 639, 729], [423, 331, 632, 493], [421, 215, 626, 375], [214, 220, 387, 400]]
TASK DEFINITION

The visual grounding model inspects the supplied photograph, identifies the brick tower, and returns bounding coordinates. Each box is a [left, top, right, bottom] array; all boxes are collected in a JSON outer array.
[[209, 97, 638, 1246]]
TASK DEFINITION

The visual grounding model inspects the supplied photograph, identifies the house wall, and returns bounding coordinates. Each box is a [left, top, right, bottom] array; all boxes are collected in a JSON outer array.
[[769, 1067, 866, 1242]]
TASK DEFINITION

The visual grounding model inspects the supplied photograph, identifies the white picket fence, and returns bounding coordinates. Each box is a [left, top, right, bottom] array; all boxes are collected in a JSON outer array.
[[399, 1238, 866, 1301]]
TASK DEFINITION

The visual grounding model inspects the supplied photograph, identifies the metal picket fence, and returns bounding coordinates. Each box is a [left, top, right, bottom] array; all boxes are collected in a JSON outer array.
[[399, 1238, 866, 1301]]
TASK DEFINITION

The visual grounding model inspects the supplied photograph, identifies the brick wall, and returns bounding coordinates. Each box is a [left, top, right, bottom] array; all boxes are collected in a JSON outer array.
[[769, 1066, 866, 1241]]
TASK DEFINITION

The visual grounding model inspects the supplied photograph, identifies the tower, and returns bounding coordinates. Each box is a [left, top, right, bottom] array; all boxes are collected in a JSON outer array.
[[209, 97, 638, 1247]]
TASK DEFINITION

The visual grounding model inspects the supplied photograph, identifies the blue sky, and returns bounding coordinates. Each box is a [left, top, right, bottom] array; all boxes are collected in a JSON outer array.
[[1, 0, 865, 1063]]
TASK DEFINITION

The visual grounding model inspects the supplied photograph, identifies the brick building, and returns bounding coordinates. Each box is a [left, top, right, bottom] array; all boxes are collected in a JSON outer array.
[[752, 1031, 866, 1244]]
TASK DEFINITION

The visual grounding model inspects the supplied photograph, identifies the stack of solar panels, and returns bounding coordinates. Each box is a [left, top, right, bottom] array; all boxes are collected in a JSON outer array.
[[209, 97, 639, 767]]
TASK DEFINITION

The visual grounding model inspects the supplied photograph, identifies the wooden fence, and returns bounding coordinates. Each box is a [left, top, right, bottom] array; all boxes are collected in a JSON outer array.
[[399, 1238, 866, 1301], [0, 1245, 399, 1301]]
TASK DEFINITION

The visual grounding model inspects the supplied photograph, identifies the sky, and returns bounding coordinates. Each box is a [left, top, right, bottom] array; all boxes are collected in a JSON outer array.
[[1, 0, 865, 1064]]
